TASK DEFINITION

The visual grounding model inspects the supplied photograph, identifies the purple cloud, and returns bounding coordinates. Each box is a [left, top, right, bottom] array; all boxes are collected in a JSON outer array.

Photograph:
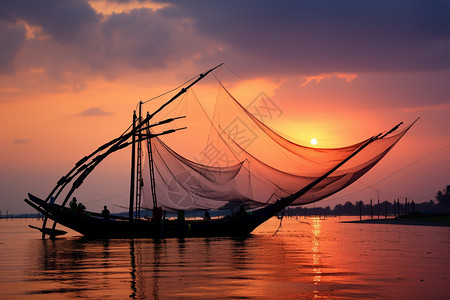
[[78, 107, 113, 116], [0, 22, 26, 73], [159, 0, 450, 76], [1, 0, 449, 81]]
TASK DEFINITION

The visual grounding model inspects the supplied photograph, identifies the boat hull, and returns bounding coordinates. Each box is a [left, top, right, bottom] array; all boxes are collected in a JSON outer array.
[[26, 194, 279, 238]]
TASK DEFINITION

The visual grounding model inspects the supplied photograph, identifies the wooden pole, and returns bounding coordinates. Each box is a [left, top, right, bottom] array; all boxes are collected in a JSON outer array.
[[385, 201, 387, 219], [370, 199, 373, 220], [394, 199, 396, 217], [377, 190, 380, 219], [395, 199, 397, 217], [359, 201, 362, 221], [395, 199, 398, 217], [377, 199, 380, 219], [129, 111, 137, 222], [135, 102, 142, 220]]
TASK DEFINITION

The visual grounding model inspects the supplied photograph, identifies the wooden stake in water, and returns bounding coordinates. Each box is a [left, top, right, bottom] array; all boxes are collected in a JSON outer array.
[[359, 201, 362, 221], [377, 189, 380, 219], [397, 199, 399, 217], [385, 201, 387, 219], [405, 198, 408, 215], [370, 199, 373, 220]]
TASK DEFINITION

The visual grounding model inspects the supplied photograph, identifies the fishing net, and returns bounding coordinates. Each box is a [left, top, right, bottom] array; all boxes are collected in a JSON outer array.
[[140, 79, 410, 211]]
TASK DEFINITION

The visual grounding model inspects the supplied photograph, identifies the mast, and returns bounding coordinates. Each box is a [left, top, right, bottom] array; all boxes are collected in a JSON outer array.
[[146, 112, 158, 210], [135, 102, 143, 219], [129, 111, 137, 221]]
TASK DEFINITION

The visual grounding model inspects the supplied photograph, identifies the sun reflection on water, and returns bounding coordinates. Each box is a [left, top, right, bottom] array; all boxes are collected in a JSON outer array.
[[312, 217, 322, 286]]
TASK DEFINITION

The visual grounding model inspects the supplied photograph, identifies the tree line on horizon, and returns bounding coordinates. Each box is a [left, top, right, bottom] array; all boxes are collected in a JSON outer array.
[[285, 185, 450, 217]]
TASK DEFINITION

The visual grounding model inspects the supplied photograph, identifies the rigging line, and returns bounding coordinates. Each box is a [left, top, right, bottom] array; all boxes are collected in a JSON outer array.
[[223, 64, 259, 94], [218, 82, 327, 163], [367, 143, 449, 186], [158, 92, 188, 127], [120, 123, 133, 138], [327, 143, 450, 201], [114, 204, 129, 210], [85, 191, 129, 204], [211, 73, 222, 149], [355, 181, 434, 199], [141, 74, 199, 105], [223, 64, 311, 135], [189, 87, 241, 164]]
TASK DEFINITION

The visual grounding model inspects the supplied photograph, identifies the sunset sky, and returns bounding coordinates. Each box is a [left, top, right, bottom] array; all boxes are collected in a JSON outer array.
[[1, 0, 449, 214]]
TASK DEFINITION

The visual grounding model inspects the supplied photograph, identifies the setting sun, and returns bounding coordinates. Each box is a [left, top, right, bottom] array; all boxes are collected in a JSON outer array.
[[310, 138, 318, 145]]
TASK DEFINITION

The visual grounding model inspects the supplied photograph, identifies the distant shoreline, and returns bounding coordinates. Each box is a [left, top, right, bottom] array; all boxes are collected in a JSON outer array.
[[342, 214, 450, 227]]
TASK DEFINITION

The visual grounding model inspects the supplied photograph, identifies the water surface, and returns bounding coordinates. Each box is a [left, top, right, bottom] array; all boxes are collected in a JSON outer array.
[[0, 217, 449, 299]]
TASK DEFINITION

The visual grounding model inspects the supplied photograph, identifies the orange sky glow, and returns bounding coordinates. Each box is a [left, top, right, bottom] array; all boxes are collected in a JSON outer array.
[[0, 0, 449, 214]]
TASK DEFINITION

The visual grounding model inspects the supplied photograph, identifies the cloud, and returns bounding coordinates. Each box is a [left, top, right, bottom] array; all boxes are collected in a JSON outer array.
[[301, 73, 358, 87], [0, 0, 449, 88], [400, 103, 450, 113], [160, 0, 450, 76], [99, 7, 219, 71], [1, 0, 100, 44], [12, 138, 30, 144], [0, 0, 220, 83], [0, 21, 26, 73], [89, 0, 168, 15], [271, 70, 450, 112], [78, 107, 113, 116]]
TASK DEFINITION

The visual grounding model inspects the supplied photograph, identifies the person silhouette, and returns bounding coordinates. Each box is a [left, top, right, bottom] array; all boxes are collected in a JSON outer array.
[[102, 205, 110, 220], [69, 197, 77, 211]]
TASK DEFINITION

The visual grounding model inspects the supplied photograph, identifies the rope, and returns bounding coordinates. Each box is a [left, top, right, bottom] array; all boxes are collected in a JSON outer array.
[[221, 64, 311, 135], [369, 143, 449, 186], [85, 191, 129, 204], [141, 75, 199, 105], [327, 143, 450, 201], [272, 210, 284, 236], [223, 64, 258, 94]]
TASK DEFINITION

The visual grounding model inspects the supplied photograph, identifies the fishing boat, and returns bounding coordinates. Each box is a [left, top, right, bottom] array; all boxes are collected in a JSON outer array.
[[25, 64, 415, 239]]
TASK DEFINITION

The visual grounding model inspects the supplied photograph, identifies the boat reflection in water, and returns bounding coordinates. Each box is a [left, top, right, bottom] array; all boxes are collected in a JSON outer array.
[[23, 217, 450, 299], [26, 219, 331, 299]]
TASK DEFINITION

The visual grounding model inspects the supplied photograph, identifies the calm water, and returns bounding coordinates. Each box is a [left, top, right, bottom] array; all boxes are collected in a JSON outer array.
[[0, 217, 449, 299]]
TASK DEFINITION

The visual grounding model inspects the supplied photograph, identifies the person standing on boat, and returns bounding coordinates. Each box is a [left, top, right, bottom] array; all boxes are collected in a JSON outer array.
[[69, 197, 77, 211], [102, 205, 110, 220]]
